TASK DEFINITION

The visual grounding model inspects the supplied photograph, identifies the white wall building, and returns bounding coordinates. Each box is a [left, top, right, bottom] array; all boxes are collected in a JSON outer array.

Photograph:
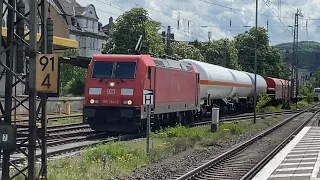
[[54, 0, 108, 57]]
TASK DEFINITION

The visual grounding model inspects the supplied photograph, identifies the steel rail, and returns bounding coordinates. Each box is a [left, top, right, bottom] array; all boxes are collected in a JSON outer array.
[[174, 105, 319, 180], [240, 109, 320, 180]]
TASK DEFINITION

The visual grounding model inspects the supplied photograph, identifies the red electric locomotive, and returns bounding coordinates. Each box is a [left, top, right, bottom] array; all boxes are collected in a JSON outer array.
[[83, 54, 200, 133]]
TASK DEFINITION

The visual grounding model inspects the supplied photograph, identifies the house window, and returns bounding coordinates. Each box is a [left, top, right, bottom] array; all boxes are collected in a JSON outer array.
[[86, 20, 88, 28], [96, 39, 99, 50]]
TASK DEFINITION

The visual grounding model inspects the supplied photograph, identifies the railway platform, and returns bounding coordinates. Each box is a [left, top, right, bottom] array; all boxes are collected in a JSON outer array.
[[253, 126, 320, 180]]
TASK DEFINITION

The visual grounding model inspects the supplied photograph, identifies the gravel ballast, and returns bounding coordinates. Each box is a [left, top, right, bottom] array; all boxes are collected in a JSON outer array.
[[115, 113, 300, 180]]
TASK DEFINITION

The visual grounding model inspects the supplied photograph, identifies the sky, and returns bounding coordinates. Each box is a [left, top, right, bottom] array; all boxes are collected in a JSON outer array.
[[76, 0, 320, 46]]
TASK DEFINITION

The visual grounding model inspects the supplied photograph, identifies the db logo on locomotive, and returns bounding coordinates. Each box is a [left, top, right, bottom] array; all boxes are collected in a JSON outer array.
[[107, 89, 115, 94]]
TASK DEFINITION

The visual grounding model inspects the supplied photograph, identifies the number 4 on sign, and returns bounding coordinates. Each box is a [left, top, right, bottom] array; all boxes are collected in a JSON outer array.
[[35, 54, 58, 93]]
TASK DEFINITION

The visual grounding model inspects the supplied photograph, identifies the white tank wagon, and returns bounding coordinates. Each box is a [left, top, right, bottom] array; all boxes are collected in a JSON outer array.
[[180, 59, 235, 103], [180, 59, 269, 115], [244, 72, 268, 97], [227, 69, 253, 99]]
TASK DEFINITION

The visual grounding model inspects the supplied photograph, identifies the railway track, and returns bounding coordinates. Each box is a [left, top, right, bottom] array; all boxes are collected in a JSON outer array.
[[13, 113, 83, 123], [11, 109, 301, 124], [194, 109, 301, 126], [171, 105, 320, 180], [5, 109, 304, 169], [14, 109, 301, 138]]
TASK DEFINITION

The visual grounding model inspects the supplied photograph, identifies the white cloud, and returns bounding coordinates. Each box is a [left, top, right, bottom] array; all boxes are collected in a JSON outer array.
[[76, 0, 320, 45]]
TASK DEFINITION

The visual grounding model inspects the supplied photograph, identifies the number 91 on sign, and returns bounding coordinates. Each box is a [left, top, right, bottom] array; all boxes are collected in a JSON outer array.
[[35, 54, 58, 93]]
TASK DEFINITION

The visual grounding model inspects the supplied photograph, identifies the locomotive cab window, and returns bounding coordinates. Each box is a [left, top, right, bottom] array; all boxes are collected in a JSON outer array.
[[114, 62, 137, 79], [92, 61, 113, 78], [91, 61, 137, 79]]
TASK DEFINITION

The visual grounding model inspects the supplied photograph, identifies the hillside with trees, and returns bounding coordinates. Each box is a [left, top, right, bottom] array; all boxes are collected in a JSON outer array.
[[273, 41, 320, 72]]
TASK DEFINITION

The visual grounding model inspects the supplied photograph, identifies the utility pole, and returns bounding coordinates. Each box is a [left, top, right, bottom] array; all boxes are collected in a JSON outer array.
[[223, 39, 227, 68], [165, 26, 174, 56], [208, 31, 212, 41], [253, 0, 258, 124], [166, 26, 171, 55], [292, 9, 303, 106], [283, 49, 290, 109]]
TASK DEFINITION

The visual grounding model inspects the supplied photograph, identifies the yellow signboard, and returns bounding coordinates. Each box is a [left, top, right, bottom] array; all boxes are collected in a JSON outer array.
[[35, 54, 58, 93]]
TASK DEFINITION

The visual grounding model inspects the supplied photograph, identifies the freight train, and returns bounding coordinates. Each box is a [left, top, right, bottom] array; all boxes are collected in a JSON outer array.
[[83, 54, 292, 133]]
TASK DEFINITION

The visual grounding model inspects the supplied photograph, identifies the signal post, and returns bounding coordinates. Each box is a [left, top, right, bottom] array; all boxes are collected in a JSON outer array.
[[0, 0, 55, 179], [143, 89, 154, 155]]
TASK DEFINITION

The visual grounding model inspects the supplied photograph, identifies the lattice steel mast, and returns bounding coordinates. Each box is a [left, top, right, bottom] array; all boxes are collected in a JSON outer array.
[[0, 0, 53, 179], [283, 50, 291, 109], [291, 8, 303, 104]]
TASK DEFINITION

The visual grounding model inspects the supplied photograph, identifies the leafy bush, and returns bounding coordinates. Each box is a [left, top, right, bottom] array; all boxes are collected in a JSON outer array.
[[256, 92, 271, 113]]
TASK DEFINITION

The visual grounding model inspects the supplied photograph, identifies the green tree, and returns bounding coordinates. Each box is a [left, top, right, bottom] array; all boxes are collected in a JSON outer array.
[[60, 49, 87, 96], [234, 27, 288, 78], [198, 39, 241, 70], [264, 46, 289, 78], [170, 42, 204, 61], [309, 69, 320, 89], [103, 8, 165, 56], [299, 84, 313, 103]]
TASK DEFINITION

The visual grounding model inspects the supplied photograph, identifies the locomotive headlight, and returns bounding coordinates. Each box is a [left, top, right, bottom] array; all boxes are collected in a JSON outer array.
[[127, 100, 132, 105], [123, 100, 132, 105], [109, 82, 115, 87], [89, 99, 95, 104]]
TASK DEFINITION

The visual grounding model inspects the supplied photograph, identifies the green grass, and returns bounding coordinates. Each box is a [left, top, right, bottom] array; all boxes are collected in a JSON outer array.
[[264, 105, 282, 112], [11, 115, 285, 180], [263, 99, 316, 112], [291, 100, 316, 110]]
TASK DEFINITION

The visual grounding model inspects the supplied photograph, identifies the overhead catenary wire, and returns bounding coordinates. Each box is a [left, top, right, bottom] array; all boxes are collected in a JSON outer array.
[[90, 0, 316, 44], [262, 0, 293, 36]]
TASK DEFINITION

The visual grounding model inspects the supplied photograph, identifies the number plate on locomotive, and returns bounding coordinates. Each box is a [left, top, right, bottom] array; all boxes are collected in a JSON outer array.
[[103, 100, 119, 104], [107, 89, 115, 94]]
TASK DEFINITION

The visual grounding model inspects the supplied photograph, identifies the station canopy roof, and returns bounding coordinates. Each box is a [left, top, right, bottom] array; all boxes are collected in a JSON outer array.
[[1, 27, 78, 50]]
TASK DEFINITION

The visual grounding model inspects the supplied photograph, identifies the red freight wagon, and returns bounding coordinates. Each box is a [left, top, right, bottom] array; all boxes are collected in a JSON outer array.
[[276, 78, 289, 99], [83, 54, 200, 133], [264, 77, 283, 100]]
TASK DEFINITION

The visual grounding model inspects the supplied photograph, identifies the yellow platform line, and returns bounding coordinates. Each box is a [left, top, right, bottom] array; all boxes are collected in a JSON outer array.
[[1, 27, 78, 49]]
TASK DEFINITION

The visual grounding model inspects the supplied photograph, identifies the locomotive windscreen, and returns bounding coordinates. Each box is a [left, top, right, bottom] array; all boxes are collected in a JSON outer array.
[[91, 61, 137, 79]]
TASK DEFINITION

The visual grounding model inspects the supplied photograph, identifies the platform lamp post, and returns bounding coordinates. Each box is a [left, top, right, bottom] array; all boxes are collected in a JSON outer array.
[[253, 0, 258, 124]]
